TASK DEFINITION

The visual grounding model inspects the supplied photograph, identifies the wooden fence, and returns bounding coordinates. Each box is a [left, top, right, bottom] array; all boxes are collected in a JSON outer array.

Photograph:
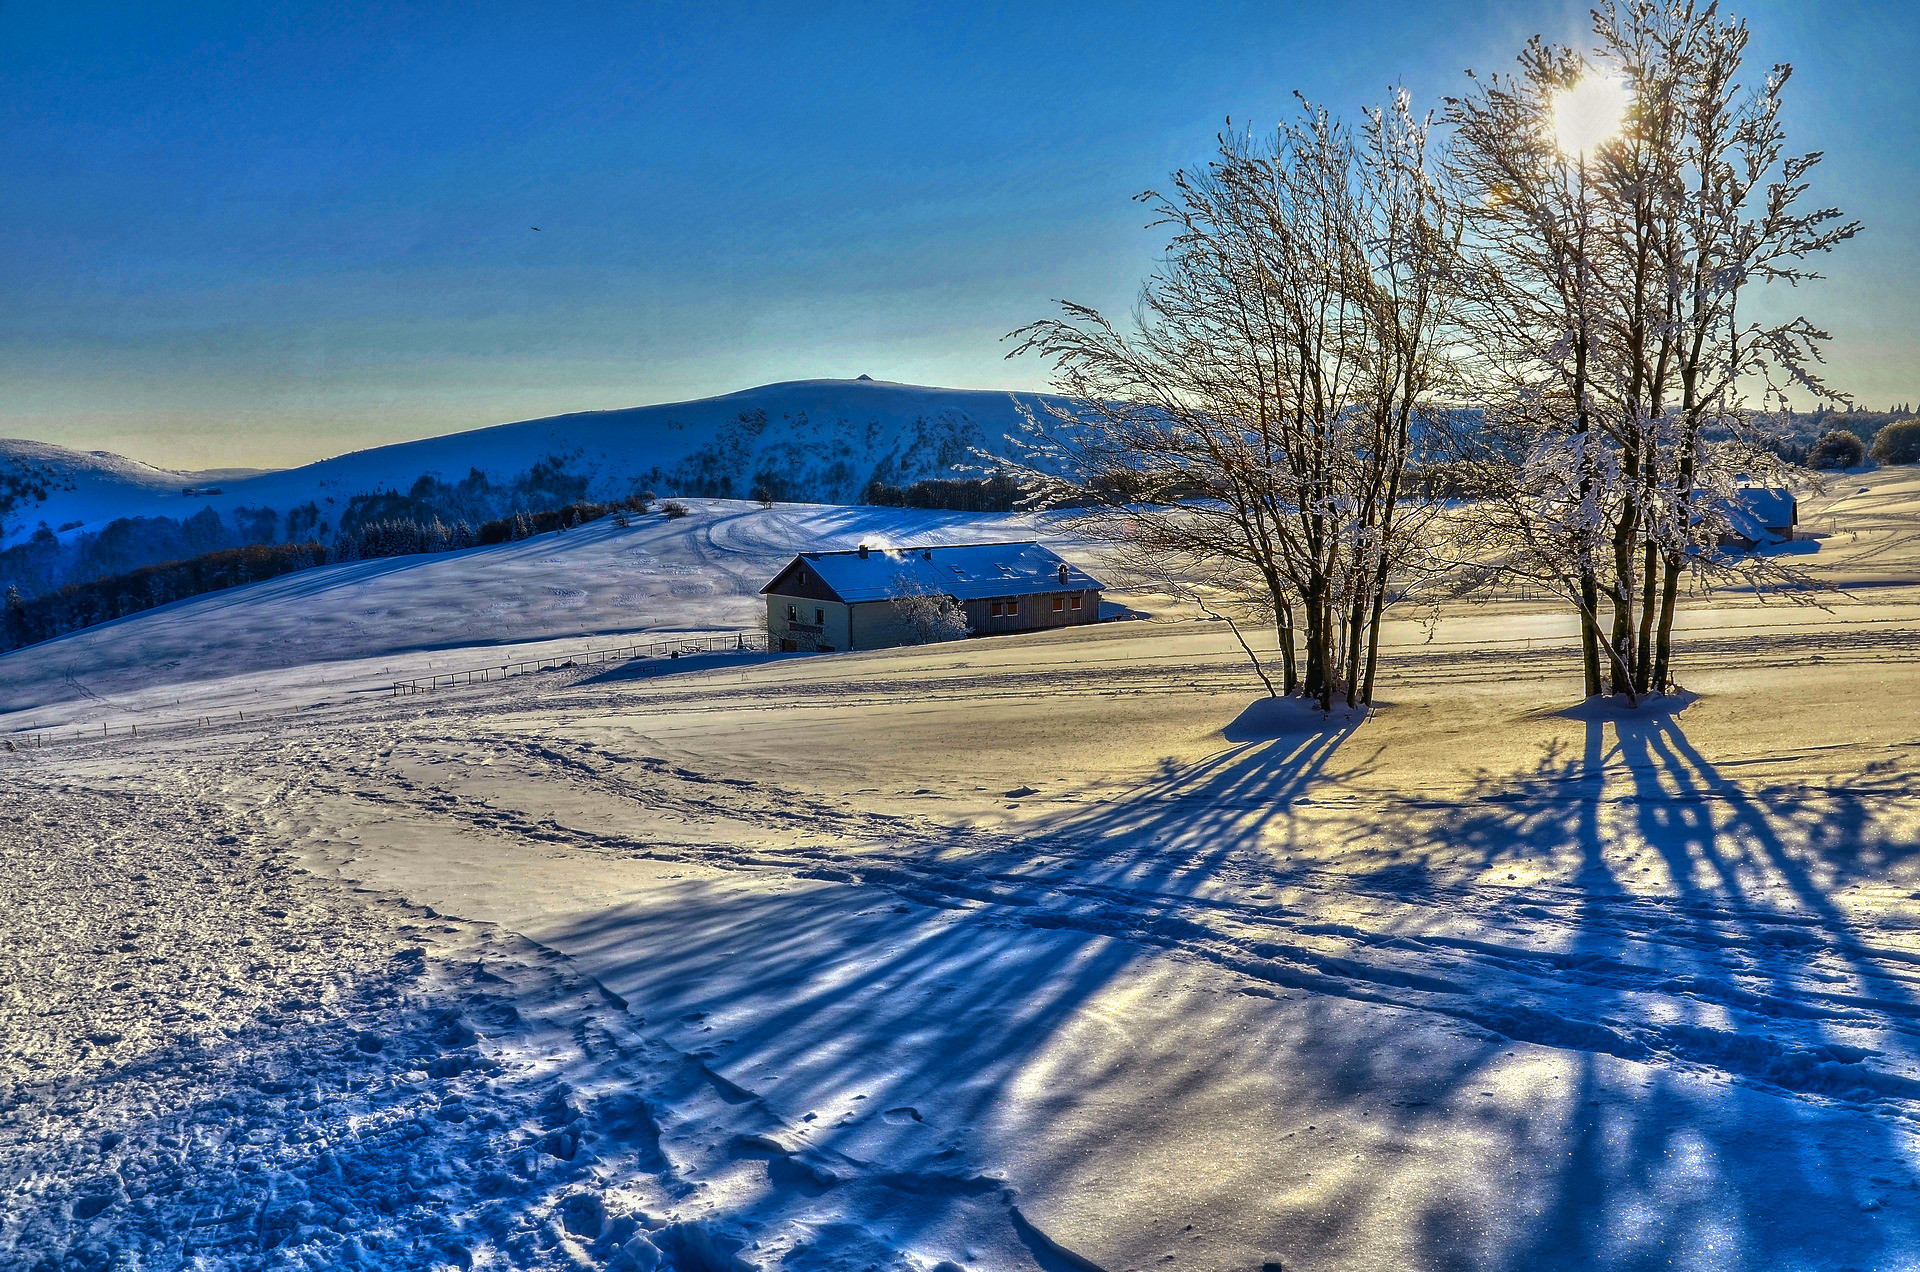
[[388, 630, 765, 696]]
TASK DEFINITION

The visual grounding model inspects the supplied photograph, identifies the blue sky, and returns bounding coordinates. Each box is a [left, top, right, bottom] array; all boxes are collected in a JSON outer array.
[[2, 1, 1915, 469]]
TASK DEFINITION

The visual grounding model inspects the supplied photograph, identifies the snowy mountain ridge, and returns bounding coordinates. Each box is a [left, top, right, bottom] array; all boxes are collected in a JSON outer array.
[[0, 378, 1064, 551]]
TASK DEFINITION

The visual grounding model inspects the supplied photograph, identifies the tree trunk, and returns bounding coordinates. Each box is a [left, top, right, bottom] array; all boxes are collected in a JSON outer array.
[[1608, 584, 1634, 696], [1605, 596, 1637, 705], [1317, 592, 1336, 712], [1342, 578, 1369, 708], [1275, 594, 1299, 694], [1579, 572, 1604, 698], [1302, 589, 1324, 700], [1653, 401, 1706, 692], [1635, 538, 1659, 695], [1359, 566, 1389, 706], [1609, 449, 1643, 696], [1652, 549, 1683, 693]]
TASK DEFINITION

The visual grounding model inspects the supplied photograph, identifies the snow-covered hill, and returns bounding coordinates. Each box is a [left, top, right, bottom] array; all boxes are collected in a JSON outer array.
[[0, 439, 200, 541], [0, 377, 1065, 549], [0, 497, 1112, 732]]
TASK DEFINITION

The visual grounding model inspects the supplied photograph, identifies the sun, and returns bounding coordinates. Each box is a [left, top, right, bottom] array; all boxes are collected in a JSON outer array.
[[1550, 75, 1631, 156]]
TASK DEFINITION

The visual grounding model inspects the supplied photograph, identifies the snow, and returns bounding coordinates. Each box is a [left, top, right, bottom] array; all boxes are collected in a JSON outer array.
[[0, 439, 201, 540], [779, 542, 1103, 604], [4, 467, 1920, 1270], [0, 378, 1070, 548], [0, 499, 1084, 741]]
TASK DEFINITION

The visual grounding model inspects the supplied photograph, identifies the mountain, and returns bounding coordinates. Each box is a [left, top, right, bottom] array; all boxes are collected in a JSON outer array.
[[0, 440, 204, 542], [0, 378, 1064, 553]]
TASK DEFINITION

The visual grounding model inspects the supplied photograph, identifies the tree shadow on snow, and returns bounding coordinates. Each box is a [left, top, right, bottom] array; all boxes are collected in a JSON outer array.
[[535, 700, 1384, 1259], [535, 696, 1920, 1270], [1379, 709, 1920, 1271]]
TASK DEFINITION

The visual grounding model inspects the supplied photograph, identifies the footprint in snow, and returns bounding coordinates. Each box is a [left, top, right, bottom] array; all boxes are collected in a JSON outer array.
[[881, 1106, 924, 1125]]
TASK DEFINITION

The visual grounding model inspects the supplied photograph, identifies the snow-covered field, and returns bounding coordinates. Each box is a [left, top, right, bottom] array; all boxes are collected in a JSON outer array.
[[0, 499, 1077, 742], [5, 470, 1920, 1270]]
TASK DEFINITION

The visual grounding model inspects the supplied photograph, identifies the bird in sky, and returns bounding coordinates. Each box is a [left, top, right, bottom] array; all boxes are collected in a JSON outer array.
[[530, 226, 541, 231]]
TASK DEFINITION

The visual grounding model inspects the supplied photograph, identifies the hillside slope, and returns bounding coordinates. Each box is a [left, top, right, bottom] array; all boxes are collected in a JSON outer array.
[[0, 498, 1095, 732], [0, 439, 199, 541], [6, 476, 1919, 1272], [0, 378, 1065, 550]]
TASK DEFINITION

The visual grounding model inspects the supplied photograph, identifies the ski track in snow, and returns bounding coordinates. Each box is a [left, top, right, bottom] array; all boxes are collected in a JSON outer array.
[[11, 673, 1920, 1268], [0, 766, 1095, 1272]]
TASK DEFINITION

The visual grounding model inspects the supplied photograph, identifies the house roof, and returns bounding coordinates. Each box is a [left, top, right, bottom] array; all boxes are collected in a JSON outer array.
[[1715, 486, 1797, 545], [761, 541, 1105, 604], [1733, 487, 1796, 528]]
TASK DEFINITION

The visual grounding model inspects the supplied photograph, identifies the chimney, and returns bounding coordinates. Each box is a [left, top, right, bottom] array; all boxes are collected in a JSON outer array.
[[857, 544, 869, 559], [1057, 563, 1070, 584]]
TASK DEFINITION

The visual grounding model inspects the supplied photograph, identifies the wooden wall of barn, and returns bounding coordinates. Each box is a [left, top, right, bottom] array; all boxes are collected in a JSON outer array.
[[767, 596, 852, 651], [774, 589, 1103, 652], [960, 589, 1099, 637]]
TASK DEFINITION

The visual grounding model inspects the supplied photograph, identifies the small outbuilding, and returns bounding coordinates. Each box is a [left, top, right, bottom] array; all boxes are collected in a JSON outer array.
[[1718, 486, 1798, 550], [761, 541, 1104, 653]]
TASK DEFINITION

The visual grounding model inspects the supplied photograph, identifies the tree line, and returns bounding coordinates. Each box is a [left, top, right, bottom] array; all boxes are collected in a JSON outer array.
[[4, 543, 328, 653], [1802, 419, 1920, 470], [0, 496, 658, 654], [862, 473, 1025, 513], [0, 455, 610, 601]]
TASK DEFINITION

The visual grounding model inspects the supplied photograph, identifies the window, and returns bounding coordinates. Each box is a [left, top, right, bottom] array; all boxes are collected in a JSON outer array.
[[1007, 600, 1020, 616], [990, 601, 1003, 617], [1070, 594, 1082, 610], [1053, 596, 1064, 612], [787, 604, 797, 622], [815, 607, 825, 625]]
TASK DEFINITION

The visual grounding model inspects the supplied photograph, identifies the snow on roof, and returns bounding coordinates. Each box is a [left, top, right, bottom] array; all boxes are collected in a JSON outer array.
[[763, 541, 1104, 603], [1732, 487, 1796, 529], [1714, 487, 1796, 546]]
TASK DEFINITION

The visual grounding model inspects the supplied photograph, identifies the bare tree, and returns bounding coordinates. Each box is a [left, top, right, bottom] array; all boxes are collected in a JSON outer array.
[[1010, 94, 1458, 710], [1446, 0, 1858, 701]]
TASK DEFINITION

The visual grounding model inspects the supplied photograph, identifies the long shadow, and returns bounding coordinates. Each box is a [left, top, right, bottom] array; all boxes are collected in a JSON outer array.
[[552, 698, 1366, 1092], [1408, 704, 1920, 1270], [531, 703, 1367, 1255], [528, 692, 1920, 1269], [904, 699, 1374, 896], [579, 651, 790, 685]]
